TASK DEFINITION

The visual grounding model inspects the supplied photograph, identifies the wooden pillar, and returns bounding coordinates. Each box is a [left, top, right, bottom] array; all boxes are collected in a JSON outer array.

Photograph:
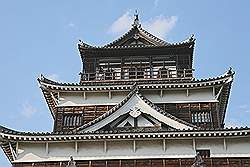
[[94, 106, 97, 119], [212, 87, 215, 97], [75, 141, 78, 154], [83, 92, 87, 100], [149, 56, 152, 78], [163, 159, 166, 167], [105, 160, 108, 167], [163, 138, 166, 151], [133, 140, 136, 152], [94, 58, 97, 74], [240, 159, 243, 167], [160, 90, 163, 98], [89, 160, 92, 167], [134, 117, 138, 128], [104, 140, 107, 152], [109, 91, 112, 99], [45, 142, 49, 155], [120, 57, 124, 79], [192, 138, 196, 151], [119, 160, 122, 167], [223, 138, 227, 150]]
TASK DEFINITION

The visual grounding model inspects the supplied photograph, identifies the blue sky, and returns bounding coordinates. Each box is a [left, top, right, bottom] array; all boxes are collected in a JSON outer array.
[[0, 0, 250, 166]]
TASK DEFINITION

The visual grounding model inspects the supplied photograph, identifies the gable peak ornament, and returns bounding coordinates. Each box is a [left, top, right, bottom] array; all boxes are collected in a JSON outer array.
[[129, 106, 141, 118], [132, 10, 141, 27], [134, 33, 140, 40]]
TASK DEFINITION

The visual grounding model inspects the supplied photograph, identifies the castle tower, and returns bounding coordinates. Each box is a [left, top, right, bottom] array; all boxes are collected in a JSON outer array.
[[1, 14, 249, 167]]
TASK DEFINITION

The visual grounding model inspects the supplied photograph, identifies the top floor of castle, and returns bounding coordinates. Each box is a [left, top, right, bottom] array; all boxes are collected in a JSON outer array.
[[78, 13, 195, 83]]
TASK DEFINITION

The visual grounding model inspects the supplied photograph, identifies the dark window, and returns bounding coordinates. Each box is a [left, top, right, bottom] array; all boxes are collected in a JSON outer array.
[[196, 149, 210, 158]]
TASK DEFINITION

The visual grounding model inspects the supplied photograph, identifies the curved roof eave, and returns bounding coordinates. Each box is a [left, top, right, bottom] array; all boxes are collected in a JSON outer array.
[[38, 72, 234, 91], [38, 71, 234, 123], [0, 124, 249, 140], [78, 38, 195, 51], [77, 24, 195, 51]]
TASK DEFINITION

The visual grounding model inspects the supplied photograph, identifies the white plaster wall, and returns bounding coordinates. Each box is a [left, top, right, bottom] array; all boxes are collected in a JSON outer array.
[[165, 139, 194, 156], [195, 138, 250, 157], [49, 142, 74, 157], [136, 139, 163, 155], [106, 140, 133, 156], [58, 88, 216, 107], [142, 88, 216, 103], [17, 143, 47, 161], [196, 138, 224, 154], [226, 138, 250, 155], [15, 137, 250, 163], [78, 141, 104, 157], [59, 91, 128, 106]]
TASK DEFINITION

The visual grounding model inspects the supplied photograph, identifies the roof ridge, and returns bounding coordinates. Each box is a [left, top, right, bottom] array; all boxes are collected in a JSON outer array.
[[103, 26, 137, 47], [137, 26, 169, 45]]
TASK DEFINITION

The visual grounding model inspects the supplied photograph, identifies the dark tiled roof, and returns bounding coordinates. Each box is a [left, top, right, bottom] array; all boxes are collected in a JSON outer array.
[[78, 25, 195, 50], [38, 72, 234, 125], [38, 72, 234, 88], [0, 124, 249, 138], [1, 124, 249, 163]]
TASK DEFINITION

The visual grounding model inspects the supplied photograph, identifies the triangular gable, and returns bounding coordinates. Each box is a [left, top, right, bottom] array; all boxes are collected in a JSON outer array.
[[104, 112, 173, 131], [104, 26, 169, 47], [76, 90, 195, 132], [78, 14, 195, 50]]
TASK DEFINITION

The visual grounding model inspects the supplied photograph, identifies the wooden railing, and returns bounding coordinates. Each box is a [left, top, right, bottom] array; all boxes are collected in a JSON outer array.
[[81, 69, 193, 81]]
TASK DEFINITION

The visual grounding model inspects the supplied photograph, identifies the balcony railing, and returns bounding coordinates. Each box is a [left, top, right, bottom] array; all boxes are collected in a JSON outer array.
[[80, 69, 193, 81]]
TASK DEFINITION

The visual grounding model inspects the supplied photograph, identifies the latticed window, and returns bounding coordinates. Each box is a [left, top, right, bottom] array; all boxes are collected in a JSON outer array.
[[63, 114, 82, 127], [191, 111, 211, 123]]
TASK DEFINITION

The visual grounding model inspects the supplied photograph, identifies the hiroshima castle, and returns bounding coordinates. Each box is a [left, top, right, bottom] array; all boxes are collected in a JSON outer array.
[[1, 14, 250, 167]]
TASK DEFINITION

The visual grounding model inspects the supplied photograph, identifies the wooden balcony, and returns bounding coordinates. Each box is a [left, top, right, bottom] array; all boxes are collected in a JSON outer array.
[[80, 69, 193, 82]]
